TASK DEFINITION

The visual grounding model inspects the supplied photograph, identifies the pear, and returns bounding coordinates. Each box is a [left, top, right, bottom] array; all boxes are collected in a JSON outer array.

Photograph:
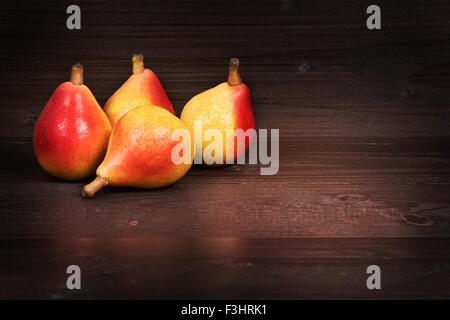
[[104, 54, 175, 126], [82, 105, 193, 197], [33, 64, 112, 180], [180, 58, 255, 166]]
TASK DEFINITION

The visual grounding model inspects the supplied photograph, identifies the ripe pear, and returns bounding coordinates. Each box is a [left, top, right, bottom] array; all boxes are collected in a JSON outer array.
[[180, 58, 255, 166], [104, 54, 175, 126], [82, 105, 193, 197], [33, 64, 112, 180]]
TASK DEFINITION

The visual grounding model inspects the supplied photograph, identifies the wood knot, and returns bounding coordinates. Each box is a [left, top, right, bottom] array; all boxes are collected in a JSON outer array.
[[336, 193, 369, 202], [23, 113, 38, 125], [128, 220, 139, 227], [298, 61, 317, 73], [401, 214, 433, 226]]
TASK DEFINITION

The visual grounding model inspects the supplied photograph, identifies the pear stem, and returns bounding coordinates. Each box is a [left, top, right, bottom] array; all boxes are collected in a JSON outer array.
[[132, 54, 145, 74], [227, 58, 242, 86], [71, 63, 84, 85], [82, 176, 109, 198]]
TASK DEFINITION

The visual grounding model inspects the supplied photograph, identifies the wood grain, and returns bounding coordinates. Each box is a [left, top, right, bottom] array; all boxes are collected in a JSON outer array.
[[1, 238, 449, 299], [1, 135, 449, 238], [0, 0, 449, 299]]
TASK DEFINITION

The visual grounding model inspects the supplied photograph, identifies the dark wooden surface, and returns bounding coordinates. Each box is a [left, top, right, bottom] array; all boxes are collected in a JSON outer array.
[[0, 0, 450, 299]]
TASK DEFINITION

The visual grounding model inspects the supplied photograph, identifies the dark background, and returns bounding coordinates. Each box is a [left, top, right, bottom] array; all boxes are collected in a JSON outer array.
[[0, 0, 449, 299]]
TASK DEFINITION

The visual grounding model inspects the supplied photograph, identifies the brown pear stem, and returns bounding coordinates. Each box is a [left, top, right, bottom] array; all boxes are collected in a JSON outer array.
[[71, 63, 84, 85], [82, 176, 109, 198], [132, 54, 145, 74], [227, 58, 242, 86]]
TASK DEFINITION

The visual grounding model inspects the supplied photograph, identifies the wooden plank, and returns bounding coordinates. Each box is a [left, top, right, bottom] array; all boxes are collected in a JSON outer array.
[[0, 1, 449, 138], [0, 238, 449, 299], [1, 136, 449, 238], [0, 0, 449, 299]]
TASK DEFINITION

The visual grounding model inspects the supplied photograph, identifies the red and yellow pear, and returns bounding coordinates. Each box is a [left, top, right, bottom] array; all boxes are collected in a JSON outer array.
[[82, 105, 193, 197], [180, 58, 255, 165], [104, 54, 175, 126], [33, 64, 112, 180]]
